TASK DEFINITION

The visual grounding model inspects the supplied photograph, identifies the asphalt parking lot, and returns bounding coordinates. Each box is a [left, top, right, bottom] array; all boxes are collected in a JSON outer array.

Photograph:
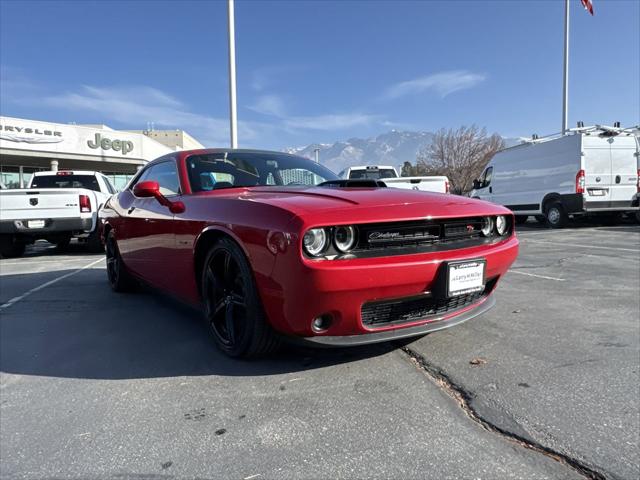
[[1, 221, 638, 480]]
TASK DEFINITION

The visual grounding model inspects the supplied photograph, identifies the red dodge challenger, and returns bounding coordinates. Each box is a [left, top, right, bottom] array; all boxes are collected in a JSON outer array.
[[100, 149, 519, 357]]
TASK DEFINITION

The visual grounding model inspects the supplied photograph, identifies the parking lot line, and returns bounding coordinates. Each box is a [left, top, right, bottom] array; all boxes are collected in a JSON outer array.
[[521, 239, 639, 253], [0, 258, 104, 311], [508, 270, 565, 281]]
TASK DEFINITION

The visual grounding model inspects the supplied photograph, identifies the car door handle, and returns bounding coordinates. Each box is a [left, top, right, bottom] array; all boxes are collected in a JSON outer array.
[[128, 207, 136, 214], [489, 187, 493, 193]]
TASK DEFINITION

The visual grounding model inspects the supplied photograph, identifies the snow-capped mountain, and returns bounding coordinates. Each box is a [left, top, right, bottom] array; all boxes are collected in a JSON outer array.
[[284, 130, 436, 175], [286, 130, 522, 174]]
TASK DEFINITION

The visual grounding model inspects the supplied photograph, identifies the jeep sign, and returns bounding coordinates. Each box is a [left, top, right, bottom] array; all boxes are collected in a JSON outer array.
[[87, 133, 134, 155]]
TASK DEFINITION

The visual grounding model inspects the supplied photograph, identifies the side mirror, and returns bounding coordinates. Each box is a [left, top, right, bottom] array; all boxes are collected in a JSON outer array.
[[133, 180, 160, 198], [132, 180, 185, 214], [472, 179, 480, 189]]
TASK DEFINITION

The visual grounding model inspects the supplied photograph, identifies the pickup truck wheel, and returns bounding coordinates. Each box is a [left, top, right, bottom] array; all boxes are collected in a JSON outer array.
[[201, 238, 280, 358], [545, 202, 568, 228], [0, 235, 26, 258], [86, 230, 104, 253], [105, 231, 136, 292]]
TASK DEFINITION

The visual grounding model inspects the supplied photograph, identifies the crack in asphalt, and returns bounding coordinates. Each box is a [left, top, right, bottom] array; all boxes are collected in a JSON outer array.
[[398, 345, 608, 480]]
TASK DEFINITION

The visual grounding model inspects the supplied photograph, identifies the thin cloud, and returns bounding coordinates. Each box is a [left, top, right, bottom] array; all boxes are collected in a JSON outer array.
[[284, 113, 380, 131], [250, 64, 310, 92], [383, 70, 486, 100], [248, 94, 287, 117], [41, 85, 261, 146], [247, 93, 380, 131]]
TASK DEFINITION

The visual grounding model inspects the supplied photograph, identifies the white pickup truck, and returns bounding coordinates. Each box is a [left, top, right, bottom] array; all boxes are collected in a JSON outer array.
[[0, 170, 116, 257], [339, 165, 450, 193]]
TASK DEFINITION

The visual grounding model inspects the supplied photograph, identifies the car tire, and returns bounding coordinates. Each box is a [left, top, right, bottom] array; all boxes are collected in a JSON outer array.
[[201, 238, 280, 358], [105, 230, 136, 292], [515, 215, 528, 225], [0, 234, 26, 258], [86, 229, 105, 253], [545, 202, 568, 228]]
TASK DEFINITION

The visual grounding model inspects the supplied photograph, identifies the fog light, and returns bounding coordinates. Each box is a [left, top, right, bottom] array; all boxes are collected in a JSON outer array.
[[312, 314, 332, 332]]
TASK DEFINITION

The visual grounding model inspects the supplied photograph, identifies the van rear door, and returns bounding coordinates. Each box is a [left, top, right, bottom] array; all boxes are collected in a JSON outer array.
[[582, 138, 612, 204], [609, 136, 638, 204]]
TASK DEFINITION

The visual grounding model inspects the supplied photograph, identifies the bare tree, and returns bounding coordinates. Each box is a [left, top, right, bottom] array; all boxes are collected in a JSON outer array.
[[416, 125, 504, 194]]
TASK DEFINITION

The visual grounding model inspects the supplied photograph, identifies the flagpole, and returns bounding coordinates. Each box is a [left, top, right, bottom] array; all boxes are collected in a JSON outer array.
[[562, 0, 570, 135], [227, 0, 238, 148]]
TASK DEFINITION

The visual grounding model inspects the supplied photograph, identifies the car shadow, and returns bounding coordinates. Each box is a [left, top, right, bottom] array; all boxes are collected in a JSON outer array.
[[0, 269, 397, 380], [516, 216, 639, 232], [20, 239, 99, 258]]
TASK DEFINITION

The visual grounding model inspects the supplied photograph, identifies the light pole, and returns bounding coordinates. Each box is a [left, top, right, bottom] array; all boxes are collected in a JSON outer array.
[[227, 0, 238, 148], [561, 0, 570, 135]]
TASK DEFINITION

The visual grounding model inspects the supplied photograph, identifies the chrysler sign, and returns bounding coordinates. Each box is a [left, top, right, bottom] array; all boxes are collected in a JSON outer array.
[[0, 115, 172, 162], [0, 123, 64, 144]]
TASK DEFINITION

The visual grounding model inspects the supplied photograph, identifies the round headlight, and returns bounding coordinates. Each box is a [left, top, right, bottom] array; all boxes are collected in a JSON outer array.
[[334, 225, 357, 252], [496, 215, 507, 235], [303, 228, 328, 256], [481, 217, 494, 237]]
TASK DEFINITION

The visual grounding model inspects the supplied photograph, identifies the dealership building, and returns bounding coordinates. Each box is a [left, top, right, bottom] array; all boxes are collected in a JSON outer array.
[[0, 116, 203, 190]]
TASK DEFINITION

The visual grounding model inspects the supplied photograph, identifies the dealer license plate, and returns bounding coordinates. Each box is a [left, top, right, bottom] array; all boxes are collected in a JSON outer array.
[[27, 220, 45, 229], [447, 260, 485, 297], [589, 189, 605, 196]]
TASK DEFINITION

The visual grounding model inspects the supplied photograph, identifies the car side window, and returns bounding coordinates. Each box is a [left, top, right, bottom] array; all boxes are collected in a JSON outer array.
[[136, 161, 180, 196]]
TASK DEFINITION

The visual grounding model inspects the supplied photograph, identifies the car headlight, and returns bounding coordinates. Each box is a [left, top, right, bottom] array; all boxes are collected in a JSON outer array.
[[496, 215, 508, 235], [334, 225, 357, 252], [481, 217, 494, 236], [303, 228, 328, 256]]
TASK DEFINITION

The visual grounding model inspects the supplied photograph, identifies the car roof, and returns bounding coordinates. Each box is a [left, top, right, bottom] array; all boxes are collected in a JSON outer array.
[[34, 170, 101, 176]]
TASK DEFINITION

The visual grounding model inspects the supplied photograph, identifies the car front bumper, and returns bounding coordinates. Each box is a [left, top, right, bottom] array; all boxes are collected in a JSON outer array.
[[260, 234, 519, 342], [296, 294, 496, 346]]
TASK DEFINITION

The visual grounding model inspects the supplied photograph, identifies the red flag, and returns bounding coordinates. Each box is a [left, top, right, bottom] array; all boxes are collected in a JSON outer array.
[[581, 0, 594, 15]]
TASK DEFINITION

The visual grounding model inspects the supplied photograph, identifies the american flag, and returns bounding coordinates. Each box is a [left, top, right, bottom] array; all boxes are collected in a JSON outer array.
[[581, 0, 594, 15]]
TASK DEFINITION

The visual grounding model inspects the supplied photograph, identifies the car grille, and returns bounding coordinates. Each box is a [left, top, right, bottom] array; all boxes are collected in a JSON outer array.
[[354, 217, 486, 251], [361, 280, 495, 328]]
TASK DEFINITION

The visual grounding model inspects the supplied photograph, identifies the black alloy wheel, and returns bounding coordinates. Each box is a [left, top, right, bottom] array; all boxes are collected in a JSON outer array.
[[201, 238, 279, 358], [105, 230, 135, 292]]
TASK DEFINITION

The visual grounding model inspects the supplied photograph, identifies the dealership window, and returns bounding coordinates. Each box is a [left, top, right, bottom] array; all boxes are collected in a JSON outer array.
[[103, 173, 135, 192], [0, 165, 46, 189], [0, 166, 20, 189]]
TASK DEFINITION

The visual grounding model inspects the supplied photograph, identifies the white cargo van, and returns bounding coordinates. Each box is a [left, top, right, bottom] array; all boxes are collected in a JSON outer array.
[[470, 126, 639, 227]]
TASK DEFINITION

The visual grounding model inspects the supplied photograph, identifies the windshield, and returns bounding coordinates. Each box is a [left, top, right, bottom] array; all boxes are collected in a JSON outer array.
[[187, 152, 339, 192], [349, 168, 397, 180], [30, 174, 100, 191]]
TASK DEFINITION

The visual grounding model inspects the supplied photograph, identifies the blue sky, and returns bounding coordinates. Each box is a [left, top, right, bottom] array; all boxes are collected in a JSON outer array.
[[1, 0, 638, 149]]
